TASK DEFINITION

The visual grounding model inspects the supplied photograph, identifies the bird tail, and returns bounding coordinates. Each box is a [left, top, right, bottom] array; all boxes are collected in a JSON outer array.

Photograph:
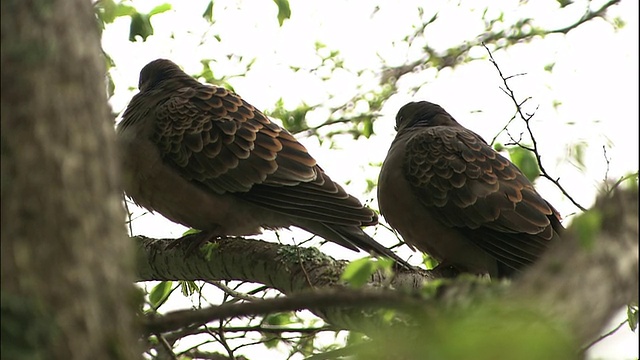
[[297, 221, 412, 270]]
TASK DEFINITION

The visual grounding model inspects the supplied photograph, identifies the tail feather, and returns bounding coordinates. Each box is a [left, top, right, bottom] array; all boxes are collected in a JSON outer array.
[[296, 220, 413, 270]]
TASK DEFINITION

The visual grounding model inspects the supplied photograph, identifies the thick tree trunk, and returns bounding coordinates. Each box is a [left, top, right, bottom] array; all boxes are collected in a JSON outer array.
[[1, 1, 139, 359]]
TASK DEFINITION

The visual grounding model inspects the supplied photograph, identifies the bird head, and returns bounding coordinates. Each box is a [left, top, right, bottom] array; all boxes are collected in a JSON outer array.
[[138, 59, 191, 92], [395, 101, 461, 132]]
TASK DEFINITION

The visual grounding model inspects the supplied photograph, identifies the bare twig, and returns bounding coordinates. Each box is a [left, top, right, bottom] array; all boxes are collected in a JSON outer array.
[[123, 194, 134, 235], [209, 325, 332, 334], [483, 43, 588, 212], [294, 112, 382, 137], [581, 318, 629, 353], [489, 112, 517, 146], [207, 281, 262, 302], [602, 145, 612, 192], [154, 333, 180, 360], [213, 321, 236, 360], [599, 147, 638, 196]]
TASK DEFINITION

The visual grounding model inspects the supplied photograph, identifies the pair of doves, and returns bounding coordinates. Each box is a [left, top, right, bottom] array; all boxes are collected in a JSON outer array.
[[117, 59, 563, 278]]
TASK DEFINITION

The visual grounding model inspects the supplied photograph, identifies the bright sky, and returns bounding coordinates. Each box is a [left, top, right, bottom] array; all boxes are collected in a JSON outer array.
[[103, 0, 639, 358]]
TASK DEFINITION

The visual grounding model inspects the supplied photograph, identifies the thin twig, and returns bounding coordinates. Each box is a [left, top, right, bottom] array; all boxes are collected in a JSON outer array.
[[154, 333, 180, 360], [483, 43, 587, 212], [581, 318, 629, 353], [207, 281, 262, 302], [123, 194, 134, 235], [602, 145, 611, 190], [215, 320, 236, 360], [490, 113, 517, 146]]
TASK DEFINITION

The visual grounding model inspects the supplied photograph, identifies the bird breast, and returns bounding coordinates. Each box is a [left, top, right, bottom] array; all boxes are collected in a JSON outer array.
[[117, 120, 291, 236], [378, 133, 497, 274]]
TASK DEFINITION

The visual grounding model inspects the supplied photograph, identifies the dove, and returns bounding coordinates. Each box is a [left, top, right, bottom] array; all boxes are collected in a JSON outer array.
[[117, 59, 409, 268], [378, 101, 563, 277]]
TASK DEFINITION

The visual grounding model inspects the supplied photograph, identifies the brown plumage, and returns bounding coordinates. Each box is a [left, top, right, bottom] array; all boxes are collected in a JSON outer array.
[[378, 101, 563, 277], [117, 59, 409, 268]]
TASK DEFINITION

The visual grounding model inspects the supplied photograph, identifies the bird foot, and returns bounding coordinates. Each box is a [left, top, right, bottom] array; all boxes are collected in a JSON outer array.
[[431, 263, 460, 279], [166, 231, 225, 255]]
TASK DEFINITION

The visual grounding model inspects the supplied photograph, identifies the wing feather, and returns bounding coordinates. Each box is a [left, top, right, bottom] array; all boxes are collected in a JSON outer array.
[[404, 126, 561, 269], [152, 79, 375, 226]]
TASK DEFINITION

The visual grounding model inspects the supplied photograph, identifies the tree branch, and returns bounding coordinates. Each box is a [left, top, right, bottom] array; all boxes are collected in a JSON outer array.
[[143, 288, 424, 335], [513, 186, 639, 344], [135, 236, 428, 292], [136, 235, 432, 334], [549, 0, 621, 35]]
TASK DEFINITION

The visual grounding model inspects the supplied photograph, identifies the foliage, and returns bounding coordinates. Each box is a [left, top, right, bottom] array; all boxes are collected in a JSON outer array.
[[95, 1, 172, 41], [356, 303, 577, 360]]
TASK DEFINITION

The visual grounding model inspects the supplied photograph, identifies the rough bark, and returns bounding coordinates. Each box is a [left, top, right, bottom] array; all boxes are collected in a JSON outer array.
[[1, 1, 139, 359], [136, 236, 432, 334], [513, 187, 639, 344]]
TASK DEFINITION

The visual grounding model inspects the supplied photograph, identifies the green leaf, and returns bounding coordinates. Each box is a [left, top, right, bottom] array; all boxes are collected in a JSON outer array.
[[421, 278, 446, 297], [422, 253, 439, 270], [296, 335, 315, 356], [265, 312, 295, 326], [260, 312, 299, 348], [182, 228, 201, 236], [265, 100, 311, 133], [362, 117, 374, 138], [149, 281, 174, 310], [106, 72, 116, 98], [179, 281, 199, 297], [612, 17, 626, 30], [114, 4, 136, 17], [202, 1, 214, 22], [569, 142, 587, 171], [262, 333, 282, 348], [571, 210, 603, 251], [95, 0, 117, 24], [627, 305, 638, 331], [127, 4, 170, 42], [507, 146, 540, 182], [201, 241, 220, 261], [149, 3, 171, 16], [95, 1, 135, 26], [341, 257, 379, 288], [273, 0, 291, 26], [129, 12, 153, 42], [556, 0, 574, 8], [544, 62, 555, 72]]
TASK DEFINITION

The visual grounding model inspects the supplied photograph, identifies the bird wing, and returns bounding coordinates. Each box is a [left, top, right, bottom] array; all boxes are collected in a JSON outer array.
[[152, 84, 375, 227], [403, 125, 561, 271]]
